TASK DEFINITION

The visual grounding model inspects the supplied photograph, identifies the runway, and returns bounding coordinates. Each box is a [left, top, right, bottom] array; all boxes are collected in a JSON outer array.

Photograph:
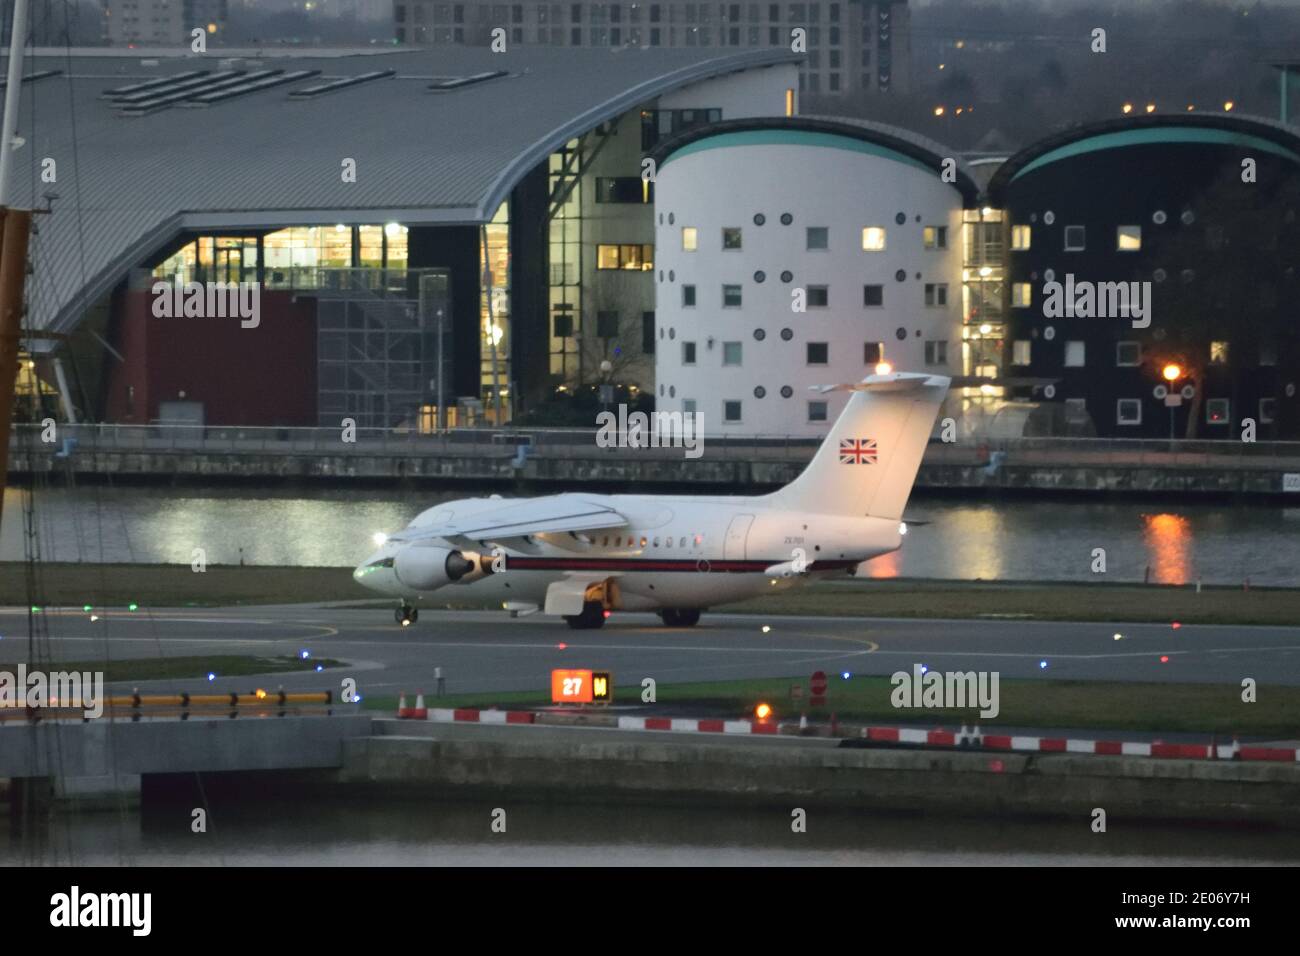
[[4, 603, 1300, 698]]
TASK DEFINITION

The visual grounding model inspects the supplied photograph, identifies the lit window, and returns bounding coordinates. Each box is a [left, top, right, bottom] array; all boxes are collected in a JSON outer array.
[[1011, 224, 1031, 250], [682, 227, 698, 251], [1116, 342, 1141, 366], [807, 342, 829, 365], [722, 341, 743, 365], [861, 226, 886, 251], [723, 400, 742, 422], [596, 244, 653, 270], [1064, 340, 1085, 367], [1117, 399, 1141, 425], [723, 284, 743, 307], [807, 285, 829, 307], [1206, 398, 1230, 425], [1012, 283, 1032, 308], [1012, 340, 1031, 365], [1117, 225, 1142, 251], [806, 227, 829, 250], [924, 283, 948, 307], [1064, 225, 1086, 251], [807, 400, 829, 422], [1210, 341, 1229, 365], [864, 284, 883, 307], [722, 227, 743, 250], [922, 226, 947, 249], [925, 340, 947, 365]]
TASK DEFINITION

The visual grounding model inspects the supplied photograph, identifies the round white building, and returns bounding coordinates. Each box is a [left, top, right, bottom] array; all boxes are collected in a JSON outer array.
[[650, 118, 977, 437]]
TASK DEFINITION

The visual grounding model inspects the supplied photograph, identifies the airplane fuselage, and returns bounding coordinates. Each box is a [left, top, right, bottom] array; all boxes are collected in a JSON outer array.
[[355, 492, 903, 614]]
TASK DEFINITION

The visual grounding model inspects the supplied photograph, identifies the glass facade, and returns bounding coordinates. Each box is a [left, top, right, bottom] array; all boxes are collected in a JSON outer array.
[[152, 225, 410, 290], [480, 201, 511, 423]]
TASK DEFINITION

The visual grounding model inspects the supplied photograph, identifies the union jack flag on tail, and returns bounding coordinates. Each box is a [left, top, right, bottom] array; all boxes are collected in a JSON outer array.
[[839, 438, 877, 464]]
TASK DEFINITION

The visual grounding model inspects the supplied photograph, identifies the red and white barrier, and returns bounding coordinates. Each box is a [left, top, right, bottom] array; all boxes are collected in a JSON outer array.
[[424, 707, 536, 725], [862, 725, 1300, 763], [615, 715, 777, 735]]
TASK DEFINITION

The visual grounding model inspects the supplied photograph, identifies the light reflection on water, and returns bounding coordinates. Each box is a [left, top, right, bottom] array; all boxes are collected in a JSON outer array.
[[4, 486, 1299, 586], [7, 796, 1300, 867]]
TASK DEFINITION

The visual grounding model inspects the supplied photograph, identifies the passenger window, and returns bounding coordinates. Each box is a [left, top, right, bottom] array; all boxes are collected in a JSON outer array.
[[653, 537, 660, 547], [680, 537, 687, 548]]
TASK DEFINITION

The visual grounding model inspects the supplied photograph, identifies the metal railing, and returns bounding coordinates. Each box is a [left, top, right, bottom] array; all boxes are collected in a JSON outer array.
[[11, 423, 1300, 468]]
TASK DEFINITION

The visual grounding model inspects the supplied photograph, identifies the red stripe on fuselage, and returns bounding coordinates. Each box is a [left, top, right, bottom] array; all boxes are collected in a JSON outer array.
[[501, 557, 857, 573]]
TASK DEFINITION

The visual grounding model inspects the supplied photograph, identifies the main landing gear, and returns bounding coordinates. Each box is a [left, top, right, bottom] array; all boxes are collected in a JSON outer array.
[[563, 600, 608, 630], [658, 608, 701, 627], [395, 603, 419, 627]]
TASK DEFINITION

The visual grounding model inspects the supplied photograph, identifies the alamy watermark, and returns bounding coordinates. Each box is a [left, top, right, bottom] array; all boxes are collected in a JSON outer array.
[[1042, 273, 1150, 329], [596, 404, 704, 460], [0, 664, 105, 719], [890, 664, 1000, 719], [151, 278, 261, 328]]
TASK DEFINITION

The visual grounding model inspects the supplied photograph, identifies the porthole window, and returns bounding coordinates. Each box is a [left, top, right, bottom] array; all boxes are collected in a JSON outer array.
[[914, 272, 922, 280], [679, 537, 687, 548], [754, 270, 766, 283], [895, 212, 906, 225], [753, 328, 766, 341], [1180, 210, 1195, 225], [780, 212, 793, 225], [780, 328, 793, 341], [653, 537, 660, 547], [1044, 325, 1056, 340], [669, 328, 675, 339], [658, 270, 664, 282], [754, 386, 766, 398], [1044, 211, 1056, 225], [668, 213, 675, 225], [668, 270, 675, 281], [659, 385, 665, 396], [1153, 268, 1167, 282], [658, 214, 663, 225], [640, 537, 647, 547], [669, 386, 676, 398], [1044, 268, 1056, 282], [1152, 210, 1167, 224], [780, 385, 793, 398], [895, 327, 907, 341], [914, 214, 922, 223], [780, 270, 793, 283], [754, 213, 766, 226], [895, 270, 907, 282], [1181, 268, 1195, 283]]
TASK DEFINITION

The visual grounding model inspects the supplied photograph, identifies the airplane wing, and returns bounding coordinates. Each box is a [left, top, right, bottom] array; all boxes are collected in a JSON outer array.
[[387, 496, 628, 545]]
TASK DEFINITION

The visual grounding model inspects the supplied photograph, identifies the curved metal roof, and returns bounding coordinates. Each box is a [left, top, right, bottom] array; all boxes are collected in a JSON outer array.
[[987, 112, 1300, 201], [649, 114, 981, 203], [7, 45, 799, 342]]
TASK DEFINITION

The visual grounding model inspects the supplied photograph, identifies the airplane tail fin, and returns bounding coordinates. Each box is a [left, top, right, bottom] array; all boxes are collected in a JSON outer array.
[[769, 372, 950, 520]]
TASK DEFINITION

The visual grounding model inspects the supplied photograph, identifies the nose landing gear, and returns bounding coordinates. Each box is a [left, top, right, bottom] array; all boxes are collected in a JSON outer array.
[[395, 603, 419, 627]]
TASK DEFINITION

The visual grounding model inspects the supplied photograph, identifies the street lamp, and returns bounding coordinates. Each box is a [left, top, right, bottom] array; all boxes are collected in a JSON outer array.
[[1161, 364, 1184, 440]]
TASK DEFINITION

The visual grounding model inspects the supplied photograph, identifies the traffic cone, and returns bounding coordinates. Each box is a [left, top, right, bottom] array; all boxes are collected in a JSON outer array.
[[397, 692, 410, 719], [412, 692, 428, 720]]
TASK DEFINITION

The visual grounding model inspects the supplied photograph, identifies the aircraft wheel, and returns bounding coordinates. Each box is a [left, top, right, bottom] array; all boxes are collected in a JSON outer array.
[[660, 608, 700, 627], [395, 604, 418, 626], [564, 600, 606, 630]]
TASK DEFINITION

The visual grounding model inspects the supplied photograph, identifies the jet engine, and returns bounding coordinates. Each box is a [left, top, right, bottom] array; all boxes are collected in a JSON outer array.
[[393, 546, 477, 591]]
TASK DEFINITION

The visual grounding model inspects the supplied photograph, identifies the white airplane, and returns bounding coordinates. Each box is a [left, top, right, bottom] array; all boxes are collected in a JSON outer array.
[[354, 371, 949, 629]]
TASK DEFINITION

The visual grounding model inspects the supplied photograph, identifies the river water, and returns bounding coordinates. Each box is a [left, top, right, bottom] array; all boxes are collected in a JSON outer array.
[[4, 485, 1298, 586], [7, 796, 1300, 866]]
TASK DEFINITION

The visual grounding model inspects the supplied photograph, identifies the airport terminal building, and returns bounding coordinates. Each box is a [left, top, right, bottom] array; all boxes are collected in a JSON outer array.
[[13, 45, 799, 429]]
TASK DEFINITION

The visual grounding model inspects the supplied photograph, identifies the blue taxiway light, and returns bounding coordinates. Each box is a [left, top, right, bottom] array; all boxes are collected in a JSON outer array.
[[841, 671, 851, 680], [314, 664, 324, 672], [300, 649, 310, 659], [1039, 660, 1048, 669], [207, 672, 216, 682]]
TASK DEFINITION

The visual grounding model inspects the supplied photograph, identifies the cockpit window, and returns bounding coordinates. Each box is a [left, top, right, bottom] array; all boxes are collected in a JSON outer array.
[[367, 557, 395, 569]]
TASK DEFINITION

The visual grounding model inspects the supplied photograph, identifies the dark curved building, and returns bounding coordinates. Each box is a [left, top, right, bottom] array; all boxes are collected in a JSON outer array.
[[988, 114, 1300, 440]]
